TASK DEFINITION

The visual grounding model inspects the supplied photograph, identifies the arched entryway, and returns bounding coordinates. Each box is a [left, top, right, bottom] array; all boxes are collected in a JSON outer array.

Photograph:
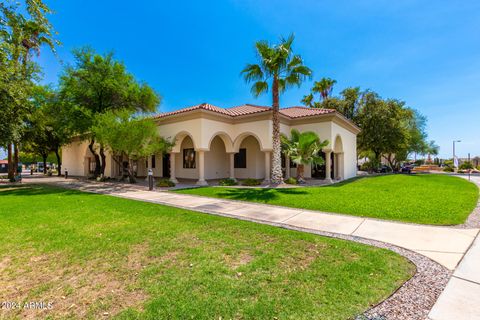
[[233, 134, 268, 181], [205, 135, 230, 179], [311, 151, 334, 180], [333, 135, 344, 180]]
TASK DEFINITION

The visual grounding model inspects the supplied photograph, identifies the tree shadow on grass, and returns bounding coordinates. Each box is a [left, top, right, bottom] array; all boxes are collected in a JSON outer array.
[[0, 184, 88, 197], [216, 188, 308, 203]]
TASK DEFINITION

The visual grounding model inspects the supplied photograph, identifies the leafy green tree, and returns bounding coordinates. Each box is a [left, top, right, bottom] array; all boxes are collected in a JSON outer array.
[[281, 129, 328, 183], [241, 34, 312, 184], [92, 110, 173, 183], [0, 0, 57, 180], [356, 92, 411, 167], [22, 104, 51, 173], [24, 86, 73, 175], [59, 48, 161, 177]]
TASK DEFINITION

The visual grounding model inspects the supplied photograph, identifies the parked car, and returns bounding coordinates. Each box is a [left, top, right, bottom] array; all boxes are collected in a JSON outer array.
[[376, 165, 392, 173], [401, 164, 413, 174]]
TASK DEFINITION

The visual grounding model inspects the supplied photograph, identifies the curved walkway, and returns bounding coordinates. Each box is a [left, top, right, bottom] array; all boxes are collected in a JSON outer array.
[[428, 176, 480, 320], [21, 175, 480, 319]]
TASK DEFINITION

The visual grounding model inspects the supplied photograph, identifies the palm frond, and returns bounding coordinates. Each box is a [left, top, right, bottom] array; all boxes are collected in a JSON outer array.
[[241, 64, 264, 82], [250, 81, 268, 97]]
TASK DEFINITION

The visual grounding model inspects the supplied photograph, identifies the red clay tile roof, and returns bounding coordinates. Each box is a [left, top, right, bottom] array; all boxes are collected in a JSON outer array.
[[0, 160, 8, 164], [279, 106, 336, 118], [155, 103, 335, 119]]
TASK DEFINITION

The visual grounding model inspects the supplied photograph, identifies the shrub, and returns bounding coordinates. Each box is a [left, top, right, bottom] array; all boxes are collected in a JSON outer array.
[[219, 178, 237, 186], [459, 162, 474, 170], [96, 175, 110, 182], [443, 167, 454, 172], [241, 178, 261, 186], [157, 178, 175, 188], [284, 177, 298, 185]]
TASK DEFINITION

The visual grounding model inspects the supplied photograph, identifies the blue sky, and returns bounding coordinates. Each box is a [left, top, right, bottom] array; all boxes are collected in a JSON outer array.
[[3, 0, 480, 159]]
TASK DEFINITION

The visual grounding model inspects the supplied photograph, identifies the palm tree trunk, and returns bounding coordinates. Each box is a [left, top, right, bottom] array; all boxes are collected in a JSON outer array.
[[296, 164, 305, 183], [271, 76, 283, 184]]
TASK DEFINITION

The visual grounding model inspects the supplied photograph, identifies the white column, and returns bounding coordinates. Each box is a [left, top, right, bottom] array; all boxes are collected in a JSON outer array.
[[285, 156, 291, 179], [196, 150, 208, 186], [264, 151, 271, 183], [325, 150, 332, 183], [229, 153, 236, 180], [170, 152, 178, 183], [338, 152, 344, 180]]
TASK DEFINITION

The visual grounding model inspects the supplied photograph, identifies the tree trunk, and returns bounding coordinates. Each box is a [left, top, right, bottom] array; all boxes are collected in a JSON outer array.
[[99, 146, 106, 176], [7, 143, 14, 181], [128, 158, 136, 183], [13, 143, 19, 175], [55, 148, 62, 176], [42, 154, 47, 174], [296, 164, 305, 183], [88, 139, 101, 177], [271, 76, 283, 184]]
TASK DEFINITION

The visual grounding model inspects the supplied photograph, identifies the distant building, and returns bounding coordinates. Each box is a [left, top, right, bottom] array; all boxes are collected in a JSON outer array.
[[0, 160, 8, 173]]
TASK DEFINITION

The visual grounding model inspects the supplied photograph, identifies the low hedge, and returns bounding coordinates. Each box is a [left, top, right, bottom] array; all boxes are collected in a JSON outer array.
[[157, 178, 175, 188], [241, 178, 261, 186]]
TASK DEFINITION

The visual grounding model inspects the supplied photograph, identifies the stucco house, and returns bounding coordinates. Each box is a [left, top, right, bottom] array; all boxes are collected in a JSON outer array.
[[62, 103, 360, 185]]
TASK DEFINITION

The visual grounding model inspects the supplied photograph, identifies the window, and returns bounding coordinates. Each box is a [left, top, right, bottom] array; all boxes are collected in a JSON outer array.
[[183, 149, 196, 168], [234, 148, 247, 168], [152, 155, 156, 168]]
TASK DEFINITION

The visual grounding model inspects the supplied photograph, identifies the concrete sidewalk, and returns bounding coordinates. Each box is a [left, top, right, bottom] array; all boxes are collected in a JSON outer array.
[[429, 176, 480, 320]]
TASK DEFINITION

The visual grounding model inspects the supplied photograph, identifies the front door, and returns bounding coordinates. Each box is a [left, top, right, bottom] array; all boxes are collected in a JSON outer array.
[[162, 154, 170, 178]]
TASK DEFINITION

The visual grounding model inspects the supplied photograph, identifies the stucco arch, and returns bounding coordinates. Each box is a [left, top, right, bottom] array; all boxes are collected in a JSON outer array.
[[208, 131, 234, 153], [172, 131, 197, 153], [333, 134, 344, 153], [333, 134, 344, 180], [233, 132, 265, 152]]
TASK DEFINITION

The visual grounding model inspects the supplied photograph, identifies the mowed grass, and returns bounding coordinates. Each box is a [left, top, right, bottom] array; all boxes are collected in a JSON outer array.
[[176, 174, 479, 225], [0, 185, 414, 320]]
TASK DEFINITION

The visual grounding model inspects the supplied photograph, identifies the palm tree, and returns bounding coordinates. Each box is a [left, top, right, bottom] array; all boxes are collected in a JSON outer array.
[[312, 77, 337, 101], [281, 129, 328, 183], [426, 140, 439, 164], [241, 34, 312, 184]]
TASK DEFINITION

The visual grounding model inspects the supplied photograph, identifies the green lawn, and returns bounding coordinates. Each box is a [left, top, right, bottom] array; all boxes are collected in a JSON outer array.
[[176, 174, 479, 225], [0, 185, 414, 320]]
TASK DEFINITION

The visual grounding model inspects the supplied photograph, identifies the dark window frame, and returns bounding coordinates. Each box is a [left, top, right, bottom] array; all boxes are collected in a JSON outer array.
[[183, 148, 196, 169], [151, 155, 156, 169]]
